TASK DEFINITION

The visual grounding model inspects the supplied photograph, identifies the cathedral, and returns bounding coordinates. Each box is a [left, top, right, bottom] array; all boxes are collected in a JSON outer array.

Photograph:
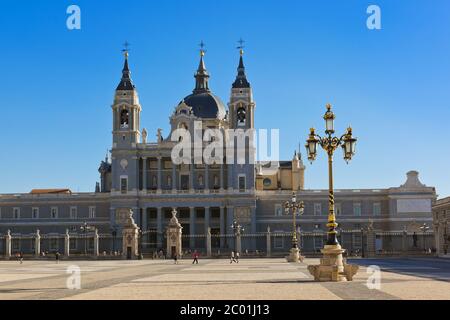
[[0, 46, 436, 257]]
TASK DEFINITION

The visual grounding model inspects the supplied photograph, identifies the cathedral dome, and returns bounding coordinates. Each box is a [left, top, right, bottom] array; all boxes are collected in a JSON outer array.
[[179, 47, 226, 120], [181, 92, 226, 119]]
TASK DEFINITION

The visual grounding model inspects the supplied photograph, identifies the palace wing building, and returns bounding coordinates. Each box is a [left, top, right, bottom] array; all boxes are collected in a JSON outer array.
[[0, 50, 437, 256]]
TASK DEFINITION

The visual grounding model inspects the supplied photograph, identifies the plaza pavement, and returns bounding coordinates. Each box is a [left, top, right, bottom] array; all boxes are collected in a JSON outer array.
[[0, 257, 448, 300]]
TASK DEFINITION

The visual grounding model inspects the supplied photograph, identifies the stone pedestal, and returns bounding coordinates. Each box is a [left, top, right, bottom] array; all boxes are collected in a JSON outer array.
[[307, 244, 359, 282], [166, 209, 183, 259], [286, 247, 304, 263], [118, 208, 140, 260]]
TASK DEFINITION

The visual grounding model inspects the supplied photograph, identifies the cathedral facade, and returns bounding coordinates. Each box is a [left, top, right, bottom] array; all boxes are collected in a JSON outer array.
[[0, 48, 437, 256]]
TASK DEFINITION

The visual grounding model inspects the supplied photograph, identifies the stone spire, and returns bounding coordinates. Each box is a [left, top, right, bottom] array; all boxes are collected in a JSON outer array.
[[193, 42, 210, 94], [232, 45, 250, 88], [116, 45, 135, 91]]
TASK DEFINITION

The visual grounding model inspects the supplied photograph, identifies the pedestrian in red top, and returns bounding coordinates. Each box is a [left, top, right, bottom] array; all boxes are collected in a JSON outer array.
[[192, 250, 199, 264]]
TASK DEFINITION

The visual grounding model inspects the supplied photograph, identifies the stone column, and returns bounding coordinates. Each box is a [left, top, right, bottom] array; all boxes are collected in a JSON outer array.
[[204, 164, 209, 193], [64, 229, 70, 257], [172, 162, 177, 191], [142, 208, 148, 231], [227, 207, 235, 250], [142, 157, 147, 191], [5, 230, 11, 258], [227, 164, 233, 191], [250, 206, 257, 250], [266, 226, 271, 257], [189, 207, 196, 249], [190, 162, 195, 192], [219, 206, 225, 248], [236, 230, 242, 254], [402, 229, 408, 255], [156, 207, 163, 249], [157, 156, 162, 193], [35, 230, 41, 256], [93, 229, 99, 257], [206, 227, 212, 257], [220, 164, 224, 191], [433, 220, 440, 256], [205, 207, 210, 250]]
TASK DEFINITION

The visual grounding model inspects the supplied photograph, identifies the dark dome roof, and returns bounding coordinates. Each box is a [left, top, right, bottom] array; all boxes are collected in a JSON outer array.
[[181, 92, 226, 119]]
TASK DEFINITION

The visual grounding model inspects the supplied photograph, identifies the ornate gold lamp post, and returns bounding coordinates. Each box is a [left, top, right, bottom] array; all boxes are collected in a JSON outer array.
[[284, 192, 305, 262], [305, 104, 359, 281]]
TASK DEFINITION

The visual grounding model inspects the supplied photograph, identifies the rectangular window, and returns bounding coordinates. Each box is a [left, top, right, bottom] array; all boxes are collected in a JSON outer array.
[[70, 207, 77, 219], [274, 204, 283, 216], [314, 203, 322, 216], [335, 203, 342, 216], [51, 207, 58, 219], [373, 202, 381, 216], [120, 177, 128, 194], [13, 208, 20, 219], [238, 175, 246, 192], [353, 203, 361, 216], [89, 206, 96, 219], [32, 207, 39, 219]]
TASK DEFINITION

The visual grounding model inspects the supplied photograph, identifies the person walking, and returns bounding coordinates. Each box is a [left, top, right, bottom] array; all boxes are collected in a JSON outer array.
[[19, 252, 24, 264], [173, 252, 178, 264], [230, 251, 236, 264], [192, 250, 199, 264], [235, 251, 240, 263], [55, 252, 60, 264]]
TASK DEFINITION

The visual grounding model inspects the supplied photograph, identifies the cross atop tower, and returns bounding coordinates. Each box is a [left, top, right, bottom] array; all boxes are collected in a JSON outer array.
[[122, 41, 130, 58], [199, 40, 206, 56], [237, 38, 245, 55]]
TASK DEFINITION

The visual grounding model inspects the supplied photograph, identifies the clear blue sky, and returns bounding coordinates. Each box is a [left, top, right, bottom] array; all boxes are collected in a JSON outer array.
[[1, 0, 449, 197]]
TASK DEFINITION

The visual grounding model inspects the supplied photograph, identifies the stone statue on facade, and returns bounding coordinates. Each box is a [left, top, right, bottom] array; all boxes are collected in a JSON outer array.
[[142, 128, 147, 144], [157, 128, 163, 143]]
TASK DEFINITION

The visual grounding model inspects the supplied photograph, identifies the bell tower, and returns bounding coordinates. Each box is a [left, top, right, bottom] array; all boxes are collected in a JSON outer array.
[[228, 41, 255, 130], [112, 47, 141, 149], [227, 41, 256, 192], [110, 45, 142, 195]]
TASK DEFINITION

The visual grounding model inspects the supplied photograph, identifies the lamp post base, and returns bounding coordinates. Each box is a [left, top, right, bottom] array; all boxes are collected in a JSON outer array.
[[286, 247, 304, 263], [307, 244, 358, 282]]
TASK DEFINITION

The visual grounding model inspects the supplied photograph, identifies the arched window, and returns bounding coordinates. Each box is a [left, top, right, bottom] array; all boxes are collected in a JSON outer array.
[[120, 109, 129, 128], [237, 104, 246, 126]]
